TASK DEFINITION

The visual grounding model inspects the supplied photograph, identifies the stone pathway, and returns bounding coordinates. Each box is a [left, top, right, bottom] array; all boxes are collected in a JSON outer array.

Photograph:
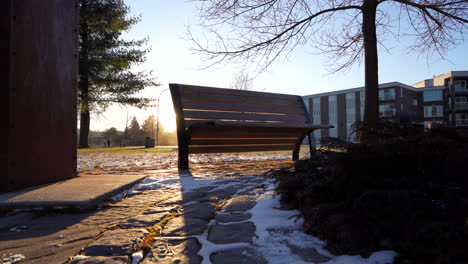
[[67, 164, 335, 264], [2, 155, 398, 264]]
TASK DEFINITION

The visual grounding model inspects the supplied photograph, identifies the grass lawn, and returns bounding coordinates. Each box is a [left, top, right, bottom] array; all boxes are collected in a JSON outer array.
[[77, 146, 176, 153]]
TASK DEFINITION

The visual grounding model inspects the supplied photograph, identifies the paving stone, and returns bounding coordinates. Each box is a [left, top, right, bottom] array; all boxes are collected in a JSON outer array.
[[77, 207, 141, 227], [181, 202, 215, 219], [215, 212, 251, 223], [0, 227, 99, 264], [114, 190, 171, 207], [0, 212, 36, 229], [286, 242, 332, 263], [118, 212, 169, 228], [192, 185, 217, 192], [157, 194, 184, 206], [162, 217, 208, 236], [206, 188, 239, 200], [140, 205, 177, 215], [236, 187, 257, 196], [27, 212, 94, 229], [208, 222, 255, 244], [71, 256, 129, 264], [142, 238, 202, 264], [211, 248, 267, 264], [83, 229, 148, 256], [181, 191, 209, 203], [221, 195, 256, 213]]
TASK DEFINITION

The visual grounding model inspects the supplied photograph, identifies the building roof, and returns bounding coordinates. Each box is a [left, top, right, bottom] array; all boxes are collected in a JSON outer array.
[[302, 81, 416, 98], [302, 71, 468, 99], [412, 71, 468, 88]]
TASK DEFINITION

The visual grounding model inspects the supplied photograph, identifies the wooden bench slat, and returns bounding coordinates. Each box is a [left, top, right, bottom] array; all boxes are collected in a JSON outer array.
[[180, 91, 303, 108], [188, 144, 296, 154], [189, 130, 305, 139], [183, 110, 306, 123], [186, 120, 324, 129], [190, 138, 298, 145], [182, 100, 305, 115], [176, 84, 300, 101]]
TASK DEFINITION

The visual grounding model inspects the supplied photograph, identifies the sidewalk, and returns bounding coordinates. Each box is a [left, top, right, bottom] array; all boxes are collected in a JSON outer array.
[[0, 173, 147, 212]]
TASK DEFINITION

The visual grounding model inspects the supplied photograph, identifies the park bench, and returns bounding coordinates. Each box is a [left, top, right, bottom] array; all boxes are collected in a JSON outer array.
[[169, 83, 332, 170]]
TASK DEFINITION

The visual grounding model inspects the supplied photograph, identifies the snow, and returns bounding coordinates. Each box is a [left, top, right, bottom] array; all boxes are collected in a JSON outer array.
[[131, 251, 144, 264], [1, 254, 26, 264]]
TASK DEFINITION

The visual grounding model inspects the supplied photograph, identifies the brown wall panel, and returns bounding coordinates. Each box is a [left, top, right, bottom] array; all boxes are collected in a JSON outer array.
[[3, 0, 78, 192], [337, 93, 347, 140], [320, 96, 329, 139]]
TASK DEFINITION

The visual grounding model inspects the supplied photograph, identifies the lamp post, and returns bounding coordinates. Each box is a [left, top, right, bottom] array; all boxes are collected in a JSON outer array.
[[156, 88, 169, 147]]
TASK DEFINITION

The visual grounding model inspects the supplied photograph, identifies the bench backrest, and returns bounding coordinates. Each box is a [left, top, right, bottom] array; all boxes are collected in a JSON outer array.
[[169, 83, 313, 154], [169, 83, 311, 127]]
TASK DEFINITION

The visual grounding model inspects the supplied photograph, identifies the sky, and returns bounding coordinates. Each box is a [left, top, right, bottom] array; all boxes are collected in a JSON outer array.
[[89, 0, 468, 132]]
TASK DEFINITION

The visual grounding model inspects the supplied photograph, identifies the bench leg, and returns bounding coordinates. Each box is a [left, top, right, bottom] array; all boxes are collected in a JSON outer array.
[[178, 146, 189, 171], [177, 130, 190, 171], [292, 135, 306, 161], [308, 132, 316, 158]]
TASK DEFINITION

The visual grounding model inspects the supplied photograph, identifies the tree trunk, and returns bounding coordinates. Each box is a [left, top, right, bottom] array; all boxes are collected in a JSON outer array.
[[78, 14, 90, 148], [79, 108, 90, 148], [360, 0, 379, 143]]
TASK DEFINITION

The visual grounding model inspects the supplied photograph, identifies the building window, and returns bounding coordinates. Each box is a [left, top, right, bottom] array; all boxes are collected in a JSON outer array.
[[312, 97, 321, 142], [346, 93, 356, 141], [379, 103, 396, 117], [424, 121, 443, 129], [423, 90, 443, 101], [455, 97, 468, 110], [378, 88, 395, 101], [454, 80, 468, 92], [412, 99, 418, 105], [424, 105, 443, 117], [456, 113, 468, 127], [329, 95, 337, 137]]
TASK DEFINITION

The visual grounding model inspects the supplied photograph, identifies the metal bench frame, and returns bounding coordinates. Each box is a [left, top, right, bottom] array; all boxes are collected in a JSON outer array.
[[169, 83, 330, 170]]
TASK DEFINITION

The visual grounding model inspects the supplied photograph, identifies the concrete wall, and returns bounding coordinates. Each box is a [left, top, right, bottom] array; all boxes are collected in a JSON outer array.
[[2, 0, 78, 192]]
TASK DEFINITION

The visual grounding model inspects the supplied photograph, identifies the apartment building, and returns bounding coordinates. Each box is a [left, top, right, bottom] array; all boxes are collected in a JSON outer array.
[[413, 71, 468, 128], [303, 71, 468, 143]]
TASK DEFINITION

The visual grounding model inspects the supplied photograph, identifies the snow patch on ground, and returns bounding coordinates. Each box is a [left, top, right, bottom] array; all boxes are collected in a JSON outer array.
[[1, 254, 26, 264], [131, 251, 144, 264]]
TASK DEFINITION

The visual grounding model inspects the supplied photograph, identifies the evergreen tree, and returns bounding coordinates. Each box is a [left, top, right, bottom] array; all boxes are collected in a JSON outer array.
[[127, 117, 144, 145], [78, 0, 159, 148]]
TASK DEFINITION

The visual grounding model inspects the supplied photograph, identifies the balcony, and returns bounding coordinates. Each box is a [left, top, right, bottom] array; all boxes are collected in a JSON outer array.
[[455, 102, 468, 111], [456, 119, 468, 127]]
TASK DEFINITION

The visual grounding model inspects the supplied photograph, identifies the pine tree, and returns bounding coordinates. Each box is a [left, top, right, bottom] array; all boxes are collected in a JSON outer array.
[[127, 117, 144, 146], [78, 0, 159, 148]]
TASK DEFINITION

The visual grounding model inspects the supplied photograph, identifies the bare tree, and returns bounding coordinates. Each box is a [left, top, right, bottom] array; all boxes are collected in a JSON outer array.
[[188, 0, 468, 142], [230, 71, 254, 90]]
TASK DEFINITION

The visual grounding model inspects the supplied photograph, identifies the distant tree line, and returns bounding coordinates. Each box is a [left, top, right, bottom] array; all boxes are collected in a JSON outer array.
[[78, 114, 177, 148]]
